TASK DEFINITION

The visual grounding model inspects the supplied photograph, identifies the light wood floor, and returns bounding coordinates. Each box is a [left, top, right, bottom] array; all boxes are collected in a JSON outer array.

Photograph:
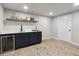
[[1, 38, 79, 56]]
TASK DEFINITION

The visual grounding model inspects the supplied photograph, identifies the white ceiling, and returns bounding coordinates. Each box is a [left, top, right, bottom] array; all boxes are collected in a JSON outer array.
[[2, 3, 79, 17]]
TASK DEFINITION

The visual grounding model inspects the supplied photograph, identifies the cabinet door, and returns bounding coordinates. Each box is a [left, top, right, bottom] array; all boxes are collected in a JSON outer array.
[[15, 33, 29, 48], [34, 32, 42, 43], [28, 32, 42, 45], [15, 33, 29, 43]]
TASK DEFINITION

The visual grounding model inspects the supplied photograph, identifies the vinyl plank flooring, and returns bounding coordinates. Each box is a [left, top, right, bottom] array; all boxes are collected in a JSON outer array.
[[0, 39, 79, 56]]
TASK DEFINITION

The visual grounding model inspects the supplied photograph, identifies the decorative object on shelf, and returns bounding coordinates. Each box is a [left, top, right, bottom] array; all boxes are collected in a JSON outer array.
[[20, 17, 22, 20], [15, 15, 18, 20], [27, 16, 30, 21], [22, 16, 26, 20], [6, 12, 37, 22], [30, 17, 34, 21]]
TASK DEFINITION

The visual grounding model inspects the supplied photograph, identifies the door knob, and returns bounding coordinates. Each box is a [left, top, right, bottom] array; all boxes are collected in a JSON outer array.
[[68, 30, 71, 31]]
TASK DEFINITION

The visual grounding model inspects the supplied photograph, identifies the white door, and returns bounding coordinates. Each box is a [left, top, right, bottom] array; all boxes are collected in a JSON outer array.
[[57, 14, 72, 42]]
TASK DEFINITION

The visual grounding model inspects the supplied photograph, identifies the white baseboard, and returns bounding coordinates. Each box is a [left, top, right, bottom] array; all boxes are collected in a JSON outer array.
[[42, 37, 53, 40], [68, 41, 79, 46], [52, 36, 79, 46], [51, 36, 59, 40], [42, 36, 79, 46]]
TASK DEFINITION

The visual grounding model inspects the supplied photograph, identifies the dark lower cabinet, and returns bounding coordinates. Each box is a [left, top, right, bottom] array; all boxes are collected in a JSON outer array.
[[15, 32, 42, 49], [0, 32, 42, 53]]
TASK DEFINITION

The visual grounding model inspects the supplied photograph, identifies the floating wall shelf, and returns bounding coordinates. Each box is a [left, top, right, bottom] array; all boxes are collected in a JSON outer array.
[[5, 19, 38, 23]]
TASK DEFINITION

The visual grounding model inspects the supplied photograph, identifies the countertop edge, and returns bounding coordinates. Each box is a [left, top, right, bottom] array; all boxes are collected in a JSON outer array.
[[0, 31, 42, 36]]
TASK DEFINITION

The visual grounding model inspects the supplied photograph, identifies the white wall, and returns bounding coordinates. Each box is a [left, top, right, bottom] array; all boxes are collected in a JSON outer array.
[[51, 17, 58, 38], [51, 14, 72, 42], [51, 11, 79, 44], [72, 12, 79, 44], [4, 10, 52, 39], [0, 4, 4, 33]]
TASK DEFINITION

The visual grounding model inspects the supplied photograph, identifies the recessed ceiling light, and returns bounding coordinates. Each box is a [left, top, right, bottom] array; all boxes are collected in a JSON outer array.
[[24, 6, 28, 10], [49, 12, 53, 15], [74, 3, 79, 6]]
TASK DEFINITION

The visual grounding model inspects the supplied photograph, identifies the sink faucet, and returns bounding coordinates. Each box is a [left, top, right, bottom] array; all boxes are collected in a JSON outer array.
[[20, 25, 23, 32]]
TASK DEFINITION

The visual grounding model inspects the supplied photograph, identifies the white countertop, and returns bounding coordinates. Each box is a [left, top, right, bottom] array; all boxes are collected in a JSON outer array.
[[0, 30, 40, 35]]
